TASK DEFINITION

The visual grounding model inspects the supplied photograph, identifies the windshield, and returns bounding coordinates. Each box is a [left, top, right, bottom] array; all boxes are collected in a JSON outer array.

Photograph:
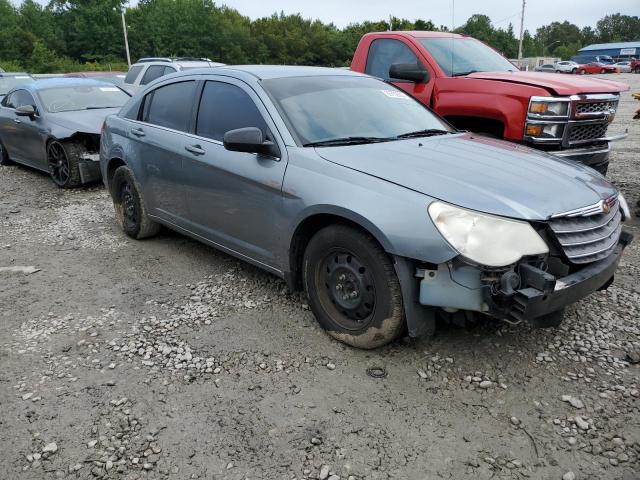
[[0, 76, 34, 95], [419, 37, 516, 76], [263, 76, 453, 146], [38, 85, 130, 113]]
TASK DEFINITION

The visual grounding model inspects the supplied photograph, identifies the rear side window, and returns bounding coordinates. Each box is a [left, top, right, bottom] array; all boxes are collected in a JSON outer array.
[[140, 65, 167, 85], [142, 81, 196, 132], [365, 39, 420, 80], [195, 81, 268, 142], [124, 65, 143, 84]]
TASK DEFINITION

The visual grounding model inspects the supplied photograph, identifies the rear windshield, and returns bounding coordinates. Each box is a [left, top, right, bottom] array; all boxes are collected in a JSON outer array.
[[419, 37, 516, 76], [0, 75, 34, 95], [38, 85, 130, 113]]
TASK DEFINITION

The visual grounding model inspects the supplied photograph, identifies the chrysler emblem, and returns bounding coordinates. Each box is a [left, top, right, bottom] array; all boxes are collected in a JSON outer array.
[[601, 200, 610, 214]]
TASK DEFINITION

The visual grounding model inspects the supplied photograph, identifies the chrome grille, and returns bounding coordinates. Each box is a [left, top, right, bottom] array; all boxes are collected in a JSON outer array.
[[548, 197, 622, 264], [575, 100, 618, 116], [568, 123, 609, 143]]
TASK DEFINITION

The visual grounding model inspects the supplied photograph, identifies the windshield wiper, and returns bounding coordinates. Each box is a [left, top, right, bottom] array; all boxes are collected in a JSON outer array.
[[303, 136, 391, 147], [451, 70, 479, 77], [396, 129, 453, 139]]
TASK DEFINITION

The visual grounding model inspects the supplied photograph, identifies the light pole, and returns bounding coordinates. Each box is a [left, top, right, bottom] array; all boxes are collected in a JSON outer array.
[[114, 6, 131, 67], [543, 40, 561, 57]]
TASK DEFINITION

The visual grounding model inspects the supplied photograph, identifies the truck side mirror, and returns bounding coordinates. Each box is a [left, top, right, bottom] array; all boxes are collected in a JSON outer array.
[[389, 63, 429, 83]]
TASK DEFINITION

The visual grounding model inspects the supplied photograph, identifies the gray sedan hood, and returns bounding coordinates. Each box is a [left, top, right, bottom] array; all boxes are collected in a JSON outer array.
[[315, 133, 617, 221], [46, 108, 121, 134]]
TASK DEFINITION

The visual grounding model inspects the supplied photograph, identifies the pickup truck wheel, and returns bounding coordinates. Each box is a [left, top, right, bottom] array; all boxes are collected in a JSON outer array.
[[47, 141, 81, 188], [111, 165, 160, 239], [303, 225, 405, 349], [0, 139, 10, 166]]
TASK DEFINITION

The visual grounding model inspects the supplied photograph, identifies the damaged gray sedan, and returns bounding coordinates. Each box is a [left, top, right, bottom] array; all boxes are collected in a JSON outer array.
[[100, 67, 633, 349], [0, 78, 130, 187]]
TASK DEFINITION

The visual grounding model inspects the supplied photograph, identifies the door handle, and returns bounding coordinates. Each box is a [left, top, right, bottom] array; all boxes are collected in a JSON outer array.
[[131, 128, 145, 137], [185, 144, 205, 155], [14, 118, 21, 124]]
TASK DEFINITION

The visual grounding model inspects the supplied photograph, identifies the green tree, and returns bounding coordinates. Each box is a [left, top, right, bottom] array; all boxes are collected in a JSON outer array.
[[596, 14, 640, 42]]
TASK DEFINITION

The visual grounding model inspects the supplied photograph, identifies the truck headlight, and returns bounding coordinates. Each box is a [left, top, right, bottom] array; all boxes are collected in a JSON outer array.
[[528, 97, 570, 117], [428, 202, 549, 267]]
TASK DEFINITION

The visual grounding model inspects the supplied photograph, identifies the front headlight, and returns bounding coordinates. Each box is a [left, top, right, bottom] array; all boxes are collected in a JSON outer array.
[[619, 193, 631, 221], [528, 97, 570, 117], [428, 202, 549, 267]]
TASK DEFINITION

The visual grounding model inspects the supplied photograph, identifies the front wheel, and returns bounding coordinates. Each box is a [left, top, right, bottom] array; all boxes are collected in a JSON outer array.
[[111, 165, 160, 239], [635, 66, 640, 73], [600, 68, 606, 74], [47, 141, 81, 188], [303, 225, 405, 349], [579, 69, 586, 75], [571, 68, 577, 74]]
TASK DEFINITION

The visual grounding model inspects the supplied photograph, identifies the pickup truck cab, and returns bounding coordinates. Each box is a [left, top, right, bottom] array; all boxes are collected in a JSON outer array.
[[351, 31, 630, 175]]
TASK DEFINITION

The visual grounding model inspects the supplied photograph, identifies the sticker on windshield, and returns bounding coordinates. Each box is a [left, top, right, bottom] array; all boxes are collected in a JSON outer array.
[[381, 89, 408, 99], [99, 87, 119, 92]]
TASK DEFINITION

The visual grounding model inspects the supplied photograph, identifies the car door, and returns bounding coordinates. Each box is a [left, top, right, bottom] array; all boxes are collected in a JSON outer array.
[[0, 89, 43, 167], [181, 78, 288, 267], [127, 79, 198, 225], [365, 38, 434, 108]]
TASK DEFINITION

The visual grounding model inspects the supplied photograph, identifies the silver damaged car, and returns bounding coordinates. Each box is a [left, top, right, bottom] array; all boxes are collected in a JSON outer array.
[[100, 66, 633, 349]]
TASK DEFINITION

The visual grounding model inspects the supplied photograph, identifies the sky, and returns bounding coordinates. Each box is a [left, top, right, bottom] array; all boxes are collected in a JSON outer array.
[[24, 0, 640, 33]]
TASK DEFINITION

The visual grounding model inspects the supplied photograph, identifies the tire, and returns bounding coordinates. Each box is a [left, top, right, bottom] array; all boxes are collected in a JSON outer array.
[[579, 69, 586, 75], [571, 68, 577, 74], [555, 70, 561, 73], [0, 139, 10, 166], [111, 165, 160, 239], [531, 308, 565, 329], [600, 69, 606, 74], [635, 66, 640, 74], [47, 140, 81, 188], [302, 224, 405, 349]]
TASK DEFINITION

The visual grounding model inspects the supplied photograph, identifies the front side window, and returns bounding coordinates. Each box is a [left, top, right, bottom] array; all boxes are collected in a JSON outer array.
[[142, 81, 196, 132], [4, 89, 36, 109], [124, 65, 143, 84], [195, 81, 267, 141], [365, 39, 420, 81], [420, 37, 516, 76], [263, 75, 453, 146], [38, 86, 130, 113]]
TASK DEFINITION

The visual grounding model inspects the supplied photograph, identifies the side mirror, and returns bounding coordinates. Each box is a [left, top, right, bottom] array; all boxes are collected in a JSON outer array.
[[389, 63, 429, 83], [15, 105, 36, 118], [223, 127, 279, 158]]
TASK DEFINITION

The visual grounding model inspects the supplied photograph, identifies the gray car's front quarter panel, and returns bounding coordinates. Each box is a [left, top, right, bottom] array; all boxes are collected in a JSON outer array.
[[282, 147, 459, 267]]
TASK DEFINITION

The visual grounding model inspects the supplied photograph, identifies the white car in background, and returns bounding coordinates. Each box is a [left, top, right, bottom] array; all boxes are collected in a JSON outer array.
[[555, 61, 579, 74], [614, 61, 632, 73]]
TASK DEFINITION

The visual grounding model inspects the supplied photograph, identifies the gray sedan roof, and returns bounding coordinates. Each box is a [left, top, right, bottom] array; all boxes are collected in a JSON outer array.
[[185, 65, 364, 80]]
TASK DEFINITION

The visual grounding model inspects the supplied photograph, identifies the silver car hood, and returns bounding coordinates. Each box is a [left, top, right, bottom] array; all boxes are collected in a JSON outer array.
[[315, 133, 617, 221], [46, 108, 121, 134]]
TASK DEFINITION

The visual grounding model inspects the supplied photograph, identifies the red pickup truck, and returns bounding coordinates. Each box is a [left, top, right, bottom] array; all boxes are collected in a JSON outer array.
[[351, 31, 630, 174]]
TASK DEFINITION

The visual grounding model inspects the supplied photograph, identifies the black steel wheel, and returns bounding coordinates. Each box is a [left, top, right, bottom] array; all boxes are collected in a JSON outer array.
[[0, 139, 10, 166], [47, 141, 80, 188], [111, 165, 160, 239], [303, 224, 405, 349]]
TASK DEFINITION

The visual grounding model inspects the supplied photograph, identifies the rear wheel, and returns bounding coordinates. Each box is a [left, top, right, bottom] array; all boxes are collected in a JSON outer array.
[[579, 69, 586, 75], [47, 140, 81, 188], [111, 165, 160, 239], [635, 66, 640, 73], [571, 68, 577, 74], [303, 225, 405, 349], [600, 68, 606, 74], [0, 139, 10, 166]]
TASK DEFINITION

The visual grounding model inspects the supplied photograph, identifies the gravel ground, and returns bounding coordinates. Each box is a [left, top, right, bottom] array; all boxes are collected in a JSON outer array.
[[1, 73, 639, 480]]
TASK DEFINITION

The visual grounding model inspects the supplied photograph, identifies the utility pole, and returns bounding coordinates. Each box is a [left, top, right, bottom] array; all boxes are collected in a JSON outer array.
[[517, 0, 526, 62], [121, 10, 131, 68], [388, 14, 392, 31]]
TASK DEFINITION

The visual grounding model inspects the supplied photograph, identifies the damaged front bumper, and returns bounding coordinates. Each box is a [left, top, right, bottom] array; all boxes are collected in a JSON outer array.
[[78, 152, 102, 184], [417, 230, 633, 325]]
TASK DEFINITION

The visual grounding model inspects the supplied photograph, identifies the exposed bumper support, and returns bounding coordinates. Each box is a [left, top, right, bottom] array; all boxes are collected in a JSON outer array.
[[488, 230, 632, 322], [79, 152, 102, 184]]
